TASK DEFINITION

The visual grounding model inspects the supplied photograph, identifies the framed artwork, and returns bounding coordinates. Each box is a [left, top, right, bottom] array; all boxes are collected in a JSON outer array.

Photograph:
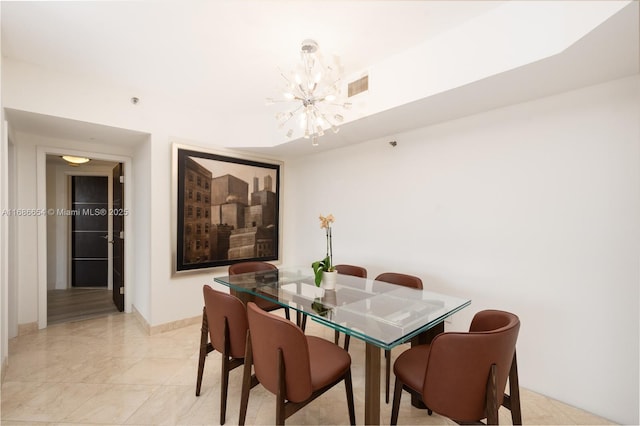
[[174, 145, 281, 272]]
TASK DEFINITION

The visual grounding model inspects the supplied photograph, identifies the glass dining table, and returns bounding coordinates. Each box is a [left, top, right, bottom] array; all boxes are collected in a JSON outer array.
[[214, 267, 471, 425]]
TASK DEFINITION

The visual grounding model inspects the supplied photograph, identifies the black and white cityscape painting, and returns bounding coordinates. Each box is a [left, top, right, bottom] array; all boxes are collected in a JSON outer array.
[[176, 147, 280, 271]]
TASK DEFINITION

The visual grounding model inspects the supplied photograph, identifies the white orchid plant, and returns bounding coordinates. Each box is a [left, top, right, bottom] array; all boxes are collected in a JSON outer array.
[[311, 214, 335, 287]]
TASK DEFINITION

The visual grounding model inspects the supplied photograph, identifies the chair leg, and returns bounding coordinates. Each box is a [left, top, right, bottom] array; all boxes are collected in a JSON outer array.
[[276, 348, 286, 425], [284, 307, 290, 321], [238, 332, 253, 426], [507, 351, 522, 425], [385, 349, 391, 403], [296, 311, 307, 331], [300, 314, 307, 332], [195, 307, 208, 396], [390, 376, 403, 425], [220, 317, 233, 425], [335, 331, 352, 351], [344, 369, 356, 425], [220, 355, 230, 425], [486, 364, 499, 425]]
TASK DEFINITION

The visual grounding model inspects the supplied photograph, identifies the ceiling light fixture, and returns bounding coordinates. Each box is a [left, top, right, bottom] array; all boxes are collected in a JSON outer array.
[[61, 155, 91, 165], [267, 39, 351, 146]]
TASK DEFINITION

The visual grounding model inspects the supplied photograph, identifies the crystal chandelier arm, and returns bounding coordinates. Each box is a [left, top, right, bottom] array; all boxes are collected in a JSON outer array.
[[321, 102, 352, 109], [297, 83, 311, 98], [317, 111, 335, 127], [313, 78, 341, 96], [319, 111, 341, 134], [300, 82, 317, 96], [279, 70, 293, 85], [277, 104, 304, 127], [267, 97, 298, 104], [280, 70, 310, 100]]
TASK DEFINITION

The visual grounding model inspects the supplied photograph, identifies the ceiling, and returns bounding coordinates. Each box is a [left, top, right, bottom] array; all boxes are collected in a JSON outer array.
[[1, 1, 638, 160], [46, 154, 119, 169], [1, 1, 504, 114]]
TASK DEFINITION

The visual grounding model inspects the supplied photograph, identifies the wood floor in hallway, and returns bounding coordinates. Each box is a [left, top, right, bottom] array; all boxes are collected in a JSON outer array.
[[47, 288, 120, 325]]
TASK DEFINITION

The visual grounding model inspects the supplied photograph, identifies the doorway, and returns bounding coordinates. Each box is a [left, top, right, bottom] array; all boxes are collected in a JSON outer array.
[[45, 156, 125, 324], [6, 110, 143, 331], [71, 175, 109, 287]]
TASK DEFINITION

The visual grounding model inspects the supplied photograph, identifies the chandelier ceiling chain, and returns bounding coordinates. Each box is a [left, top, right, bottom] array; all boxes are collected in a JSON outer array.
[[267, 39, 352, 146]]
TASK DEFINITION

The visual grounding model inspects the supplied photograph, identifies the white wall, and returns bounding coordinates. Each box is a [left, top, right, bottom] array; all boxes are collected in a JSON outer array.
[[45, 163, 57, 289], [13, 136, 37, 326], [283, 75, 640, 425], [0, 5, 7, 371], [132, 138, 151, 321]]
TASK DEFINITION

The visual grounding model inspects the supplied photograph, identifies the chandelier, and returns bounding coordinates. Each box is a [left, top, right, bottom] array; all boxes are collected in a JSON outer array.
[[267, 39, 351, 146]]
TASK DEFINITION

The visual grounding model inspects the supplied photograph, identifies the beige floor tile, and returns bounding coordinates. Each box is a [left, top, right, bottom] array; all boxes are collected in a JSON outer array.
[[62, 384, 157, 424], [165, 356, 209, 387], [1, 381, 104, 422], [549, 397, 615, 425], [78, 357, 145, 384], [125, 385, 199, 425], [107, 357, 192, 385], [1, 312, 617, 425]]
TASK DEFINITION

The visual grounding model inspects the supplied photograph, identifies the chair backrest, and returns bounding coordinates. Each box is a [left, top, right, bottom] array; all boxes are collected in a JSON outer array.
[[203, 285, 248, 359], [422, 310, 520, 422], [247, 302, 313, 403], [375, 272, 423, 289], [334, 264, 367, 278], [229, 261, 276, 275]]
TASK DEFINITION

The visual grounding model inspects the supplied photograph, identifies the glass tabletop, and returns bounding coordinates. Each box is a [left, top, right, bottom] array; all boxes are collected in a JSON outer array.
[[214, 267, 471, 350]]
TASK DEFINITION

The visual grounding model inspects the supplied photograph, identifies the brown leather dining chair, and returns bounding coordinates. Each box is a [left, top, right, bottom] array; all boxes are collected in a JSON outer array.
[[333, 264, 367, 350], [195, 285, 255, 425], [239, 302, 356, 425], [229, 261, 291, 321], [375, 272, 423, 404], [390, 309, 522, 425]]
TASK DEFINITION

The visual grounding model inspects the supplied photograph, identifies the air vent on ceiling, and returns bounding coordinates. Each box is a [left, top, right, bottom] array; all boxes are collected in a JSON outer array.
[[348, 75, 369, 97]]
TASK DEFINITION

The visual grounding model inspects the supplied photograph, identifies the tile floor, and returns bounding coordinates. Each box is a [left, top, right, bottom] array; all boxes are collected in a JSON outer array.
[[1, 312, 614, 425]]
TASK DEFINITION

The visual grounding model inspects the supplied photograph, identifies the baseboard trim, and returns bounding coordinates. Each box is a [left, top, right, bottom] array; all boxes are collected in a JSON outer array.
[[132, 305, 200, 336], [149, 315, 201, 335], [1, 356, 8, 383], [132, 305, 150, 335], [18, 322, 38, 336]]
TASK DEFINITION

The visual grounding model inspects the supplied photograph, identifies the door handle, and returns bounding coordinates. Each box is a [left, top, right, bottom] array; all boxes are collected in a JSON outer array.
[[102, 235, 115, 244]]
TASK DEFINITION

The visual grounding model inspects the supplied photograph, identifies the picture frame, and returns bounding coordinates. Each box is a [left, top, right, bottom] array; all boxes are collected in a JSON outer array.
[[173, 144, 281, 272]]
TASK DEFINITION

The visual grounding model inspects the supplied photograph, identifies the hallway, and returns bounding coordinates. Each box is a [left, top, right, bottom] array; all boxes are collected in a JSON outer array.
[[47, 288, 119, 325]]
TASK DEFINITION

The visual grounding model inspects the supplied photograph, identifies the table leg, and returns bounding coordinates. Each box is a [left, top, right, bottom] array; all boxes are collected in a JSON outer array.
[[409, 322, 444, 408], [230, 288, 253, 305], [365, 342, 381, 425]]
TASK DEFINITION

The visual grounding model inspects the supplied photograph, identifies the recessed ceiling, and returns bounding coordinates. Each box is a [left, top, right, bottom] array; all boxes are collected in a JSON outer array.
[[46, 154, 119, 169], [4, 109, 149, 148], [1, 1, 637, 159], [1, 1, 505, 115]]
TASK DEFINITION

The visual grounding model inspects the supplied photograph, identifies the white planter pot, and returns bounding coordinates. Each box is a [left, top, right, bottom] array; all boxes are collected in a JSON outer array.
[[322, 270, 338, 290]]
